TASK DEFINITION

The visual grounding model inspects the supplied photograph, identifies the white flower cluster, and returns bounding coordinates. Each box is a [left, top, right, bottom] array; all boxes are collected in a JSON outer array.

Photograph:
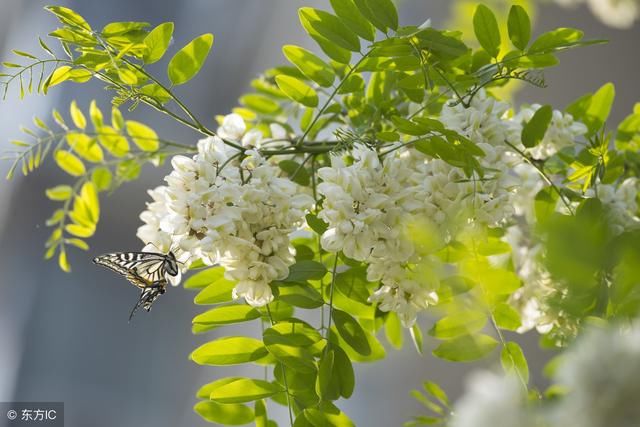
[[555, 0, 639, 29], [450, 371, 533, 427], [137, 114, 313, 306], [586, 178, 640, 235], [318, 139, 513, 327], [451, 323, 640, 427], [553, 322, 640, 427], [317, 145, 439, 327], [511, 104, 588, 160]]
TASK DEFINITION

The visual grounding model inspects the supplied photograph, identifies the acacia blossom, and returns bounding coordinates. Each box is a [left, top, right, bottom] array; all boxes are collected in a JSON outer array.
[[137, 115, 312, 305], [553, 323, 640, 427]]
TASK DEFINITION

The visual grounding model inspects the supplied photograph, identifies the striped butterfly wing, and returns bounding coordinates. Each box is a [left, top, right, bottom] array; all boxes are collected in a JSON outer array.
[[128, 278, 168, 321], [93, 252, 171, 288]]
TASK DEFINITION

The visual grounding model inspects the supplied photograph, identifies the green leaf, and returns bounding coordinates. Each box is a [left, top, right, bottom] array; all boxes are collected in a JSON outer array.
[[264, 341, 317, 373], [429, 311, 487, 339], [432, 334, 498, 362], [70, 100, 86, 129], [254, 400, 268, 427], [194, 401, 254, 426], [299, 8, 360, 52], [89, 101, 103, 128], [66, 238, 89, 251], [48, 66, 72, 88], [193, 305, 261, 326], [65, 224, 94, 238], [507, 5, 531, 51], [303, 403, 355, 427], [263, 319, 323, 348], [501, 341, 529, 384], [492, 303, 522, 331], [305, 213, 328, 235], [278, 283, 324, 309], [415, 29, 469, 60], [46, 185, 73, 201], [473, 4, 501, 57], [58, 250, 70, 273], [316, 349, 336, 400], [329, 0, 375, 41], [54, 150, 85, 176], [45, 6, 91, 31], [97, 126, 129, 157], [333, 346, 355, 398], [529, 27, 584, 54], [278, 159, 311, 186], [521, 105, 553, 148], [144, 22, 174, 64], [384, 312, 403, 349], [239, 94, 281, 115], [353, 0, 398, 32], [80, 182, 99, 223], [315, 38, 351, 64], [66, 133, 103, 162], [191, 337, 268, 365], [333, 309, 370, 355], [194, 278, 236, 305], [140, 83, 172, 104], [283, 45, 335, 87], [167, 33, 214, 85], [284, 260, 327, 282], [584, 82, 615, 135], [275, 75, 318, 108], [184, 266, 225, 289], [211, 379, 284, 404], [423, 381, 450, 407], [126, 120, 159, 151]]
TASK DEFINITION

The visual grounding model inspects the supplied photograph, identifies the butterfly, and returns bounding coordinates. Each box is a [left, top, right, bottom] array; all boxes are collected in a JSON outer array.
[[93, 251, 181, 321]]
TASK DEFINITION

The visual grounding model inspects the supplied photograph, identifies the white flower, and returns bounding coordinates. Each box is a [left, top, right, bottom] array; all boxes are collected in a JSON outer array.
[[137, 114, 312, 307], [440, 89, 514, 148], [511, 105, 587, 160], [451, 371, 532, 427], [586, 178, 640, 234], [217, 113, 247, 140], [270, 123, 288, 140], [553, 323, 640, 427], [587, 0, 639, 29]]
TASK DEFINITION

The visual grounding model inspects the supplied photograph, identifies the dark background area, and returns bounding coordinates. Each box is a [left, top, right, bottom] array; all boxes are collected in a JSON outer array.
[[0, 1, 637, 426]]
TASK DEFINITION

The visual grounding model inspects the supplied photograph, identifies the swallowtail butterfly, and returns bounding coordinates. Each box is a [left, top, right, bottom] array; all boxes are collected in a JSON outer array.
[[93, 251, 180, 320]]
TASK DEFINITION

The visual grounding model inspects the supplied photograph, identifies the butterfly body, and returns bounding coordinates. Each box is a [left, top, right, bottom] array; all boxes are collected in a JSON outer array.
[[93, 250, 180, 320]]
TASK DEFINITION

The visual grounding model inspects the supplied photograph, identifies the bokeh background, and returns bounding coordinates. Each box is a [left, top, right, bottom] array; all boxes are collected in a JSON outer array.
[[0, 1, 638, 426]]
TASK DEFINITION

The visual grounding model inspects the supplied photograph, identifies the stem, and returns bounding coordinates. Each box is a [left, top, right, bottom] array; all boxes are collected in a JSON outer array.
[[488, 312, 529, 394], [265, 304, 295, 427], [324, 254, 339, 339], [297, 50, 372, 147], [504, 140, 575, 215]]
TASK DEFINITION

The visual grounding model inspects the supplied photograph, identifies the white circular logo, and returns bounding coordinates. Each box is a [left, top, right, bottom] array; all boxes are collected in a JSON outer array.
[[6, 409, 17, 420]]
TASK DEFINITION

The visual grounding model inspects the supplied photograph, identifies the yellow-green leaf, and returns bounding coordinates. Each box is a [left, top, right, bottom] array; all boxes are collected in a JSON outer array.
[[144, 22, 174, 64], [54, 150, 86, 176], [167, 33, 214, 85], [45, 185, 73, 201], [125, 120, 159, 151], [97, 126, 129, 157], [80, 181, 99, 223], [275, 75, 318, 107], [66, 133, 103, 162], [70, 100, 86, 129], [49, 66, 72, 88], [191, 337, 268, 366]]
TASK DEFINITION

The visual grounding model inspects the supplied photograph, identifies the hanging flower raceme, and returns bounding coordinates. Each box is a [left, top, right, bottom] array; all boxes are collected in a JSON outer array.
[[137, 115, 313, 305]]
